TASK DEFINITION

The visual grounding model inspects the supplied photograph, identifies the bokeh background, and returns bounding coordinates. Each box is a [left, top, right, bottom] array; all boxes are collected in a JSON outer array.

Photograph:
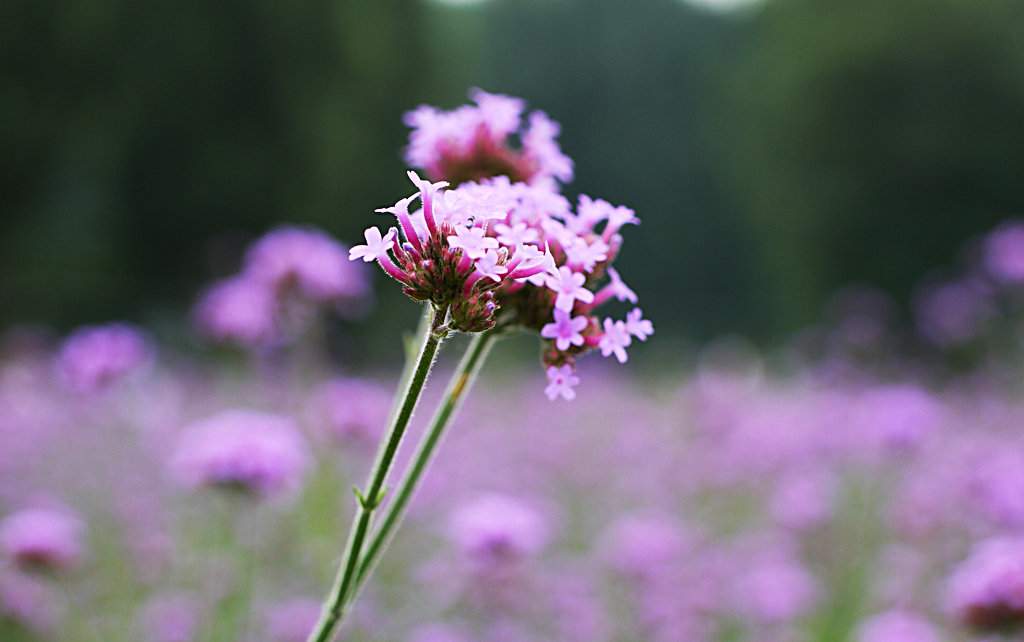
[[8, 2, 1024, 640], [5, 0, 1023, 348]]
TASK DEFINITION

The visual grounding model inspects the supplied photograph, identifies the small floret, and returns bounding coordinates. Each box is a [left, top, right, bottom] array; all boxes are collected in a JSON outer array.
[[541, 309, 588, 351], [545, 365, 580, 401]]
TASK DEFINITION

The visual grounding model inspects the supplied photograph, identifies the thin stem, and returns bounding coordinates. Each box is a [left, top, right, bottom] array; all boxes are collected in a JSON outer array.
[[350, 329, 497, 598], [306, 304, 449, 642]]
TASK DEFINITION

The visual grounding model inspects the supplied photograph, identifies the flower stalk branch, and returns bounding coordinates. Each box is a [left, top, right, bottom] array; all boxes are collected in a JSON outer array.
[[306, 303, 449, 642], [351, 329, 498, 599]]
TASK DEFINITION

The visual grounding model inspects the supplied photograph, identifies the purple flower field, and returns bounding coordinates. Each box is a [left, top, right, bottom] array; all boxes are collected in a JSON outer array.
[[5, 91, 1024, 641]]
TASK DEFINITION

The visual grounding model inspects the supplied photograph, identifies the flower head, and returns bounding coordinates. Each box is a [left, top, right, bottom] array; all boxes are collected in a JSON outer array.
[[447, 494, 549, 567], [56, 323, 152, 393], [171, 409, 310, 497], [193, 277, 278, 347], [403, 88, 572, 187], [545, 365, 579, 401], [244, 226, 369, 302], [946, 537, 1024, 631], [0, 507, 84, 572], [541, 309, 588, 352], [357, 93, 649, 399]]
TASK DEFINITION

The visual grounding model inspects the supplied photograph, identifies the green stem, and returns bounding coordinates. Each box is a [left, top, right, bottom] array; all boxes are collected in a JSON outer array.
[[306, 304, 449, 642], [349, 329, 497, 599]]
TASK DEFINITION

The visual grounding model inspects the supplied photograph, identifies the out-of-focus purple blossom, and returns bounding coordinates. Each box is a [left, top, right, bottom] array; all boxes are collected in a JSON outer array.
[[855, 609, 939, 642], [854, 384, 944, 453], [406, 623, 473, 642], [265, 598, 321, 642], [140, 593, 203, 642], [983, 220, 1024, 283], [170, 409, 310, 497], [0, 507, 84, 572], [548, 572, 611, 642], [192, 277, 279, 347], [597, 513, 686, 580], [56, 323, 152, 393], [770, 468, 836, 531], [946, 537, 1024, 632], [962, 444, 1024, 528], [308, 377, 390, 446], [0, 570, 58, 632], [243, 226, 370, 304], [732, 554, 820, 623], [447, 494, 549, 568], [403, 88, 573, 187], [913, 277, 995, 346]]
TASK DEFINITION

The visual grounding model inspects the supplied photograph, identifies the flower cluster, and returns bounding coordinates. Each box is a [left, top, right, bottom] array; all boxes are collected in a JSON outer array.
[[194, 226, 370, 347], [170, 409, 310, 497], [404, 88, 573, 189], [56, 323, 152, 394], [0, 507, 84, 572], [351, 91, 653, 399], [946, 536, 1024, 632]]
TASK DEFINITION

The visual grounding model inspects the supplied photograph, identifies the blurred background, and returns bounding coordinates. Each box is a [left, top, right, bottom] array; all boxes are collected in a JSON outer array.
[[3, 0, 1024, 348]]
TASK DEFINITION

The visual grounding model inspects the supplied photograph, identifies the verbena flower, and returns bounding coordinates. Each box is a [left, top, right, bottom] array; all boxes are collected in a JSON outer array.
[[446, 494, 549, 569], [139, 593, 204, 642], [983, 219, 1024, 284], [193, 226, 371, 347], [308, 378, 391, 446], [244, 226, 370, 303], [351, 172, 652, 398], [265, 598, 321, 642], [0, 507, 84, 572], [0, 570, 57, 633], [855, 609, 939, 642], [403, 88, 573, 188], [56, 323, 152, 393], [170, 409, 310, 497], [193, 276, 279, 347], [946, 537, 1024, 631]]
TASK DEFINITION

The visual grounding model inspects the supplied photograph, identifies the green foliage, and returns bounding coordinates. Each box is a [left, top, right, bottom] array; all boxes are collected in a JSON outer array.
[[721, 0, 1024, 333]]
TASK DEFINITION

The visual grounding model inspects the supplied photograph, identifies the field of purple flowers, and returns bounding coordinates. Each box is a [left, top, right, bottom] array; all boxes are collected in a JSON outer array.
[[5, 91, 1024, 642]]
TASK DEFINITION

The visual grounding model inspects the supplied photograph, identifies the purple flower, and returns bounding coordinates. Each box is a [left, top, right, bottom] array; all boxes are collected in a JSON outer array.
[[265, 598, 321, 642], [598, 318, 632, 363], [0, 507, 84, 572], [983, 220, 1024, 283], [405, 623, 473, 642], [854, 384, 943, 453], [309, 378, 390, 446], [192, 276, 278, 347], [349, 227, 398, 263], [403, 88, 572, 186], [855, 610, 939, 642], [541, 309, 588, 351], [243, 226, 369, 302], [564, 236, 609, 273], [448, 225, 499, 260], [171, 409, 310, 496], [472, 249, 509, 283], [140, 593, 203, 642], [624, 308, 653, 341], [447, 494, 549, 567], [598, 513, 686, 580], [56, 323, 152, 393], [946, 537, 1024, 631], [913, 277, 994, 346], [546, 266, 594, 313], [545, 365, 579, 401], [769, 469, 836, 531], [732, 555, 819, 622], [0, 570, 57, 633]]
